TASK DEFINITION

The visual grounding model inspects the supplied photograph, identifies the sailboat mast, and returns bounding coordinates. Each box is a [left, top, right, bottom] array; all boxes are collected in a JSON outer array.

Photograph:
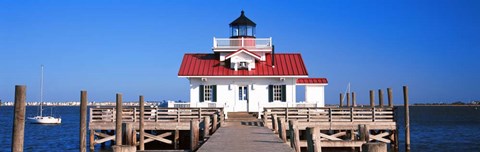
[[40, 65, 44, 117]]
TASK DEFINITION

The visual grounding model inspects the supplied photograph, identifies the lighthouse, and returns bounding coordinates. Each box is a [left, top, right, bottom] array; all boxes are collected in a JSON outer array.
[[177, 11, 328, 118]]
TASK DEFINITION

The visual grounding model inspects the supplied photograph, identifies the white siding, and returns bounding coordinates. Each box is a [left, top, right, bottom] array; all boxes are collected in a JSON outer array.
[[305, 85, 326, 107], [188, 77, 299, 113]]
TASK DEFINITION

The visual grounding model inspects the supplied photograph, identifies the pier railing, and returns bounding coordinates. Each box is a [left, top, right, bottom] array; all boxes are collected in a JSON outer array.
[[263, 107, 395, 129], [264, 107, 398, 151], [90, 107, 223, 123]]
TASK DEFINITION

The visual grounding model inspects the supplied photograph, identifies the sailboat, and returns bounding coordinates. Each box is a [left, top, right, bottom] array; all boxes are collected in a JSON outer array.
[[28, 65, 61, 124]]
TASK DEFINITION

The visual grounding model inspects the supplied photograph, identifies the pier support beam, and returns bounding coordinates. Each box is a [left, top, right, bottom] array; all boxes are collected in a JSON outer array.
[[306, 127, 321, 152], [204, 116, 211, 137], [378, 89, 384, 108], [352, 92, 356, 107], [190, 119, 200, 151], [339, 93, 343, 107], [278, 117, 287, 143], [403, 86, 411, 152], [116, 93, 123, 146], [346, 92, 350, 107], [212, 113, 218, 133], [12, 85, 26, 152], [80, 90, 87, 152], [387, 88, 393, 107], [139, 95, 145, 150], [370, 90, 375, 107]]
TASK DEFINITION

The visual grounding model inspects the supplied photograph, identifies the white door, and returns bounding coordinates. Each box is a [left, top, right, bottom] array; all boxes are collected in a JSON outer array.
[[235, 85, 249, 112]]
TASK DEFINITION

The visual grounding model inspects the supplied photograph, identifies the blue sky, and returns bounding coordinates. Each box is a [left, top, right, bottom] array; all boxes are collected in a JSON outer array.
[[1, 0, 479, 104]]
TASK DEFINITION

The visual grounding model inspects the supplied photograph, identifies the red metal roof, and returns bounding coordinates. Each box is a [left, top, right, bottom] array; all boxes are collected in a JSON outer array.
[[296, 78, 328, 84], [225, 48, 261, 60], [178, 53, 308, 76]]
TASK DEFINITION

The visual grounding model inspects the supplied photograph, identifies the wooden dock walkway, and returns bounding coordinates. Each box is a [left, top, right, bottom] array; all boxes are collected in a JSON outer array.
[[197, 120, 294, 152]]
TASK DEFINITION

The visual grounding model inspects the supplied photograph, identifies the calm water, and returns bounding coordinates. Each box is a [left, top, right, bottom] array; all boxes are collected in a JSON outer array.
[[1, 106, 480, 151]]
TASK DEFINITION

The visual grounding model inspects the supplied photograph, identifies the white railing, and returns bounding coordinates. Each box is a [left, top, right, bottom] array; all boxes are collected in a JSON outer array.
[[213, 37, 272, 49]]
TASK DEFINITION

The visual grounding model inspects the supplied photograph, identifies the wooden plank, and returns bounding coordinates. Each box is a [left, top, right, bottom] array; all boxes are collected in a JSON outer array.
[[144, 132, 173, 144]]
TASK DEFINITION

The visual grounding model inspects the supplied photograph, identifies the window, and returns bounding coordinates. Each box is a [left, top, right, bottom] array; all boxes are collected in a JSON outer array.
[[199, 85, 216, 102], [269, 85, 286, 102], [204, 85, 213, 101], [273, 85, 282, 101]]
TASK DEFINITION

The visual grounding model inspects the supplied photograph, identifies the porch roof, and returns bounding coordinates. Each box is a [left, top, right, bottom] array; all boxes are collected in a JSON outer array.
[[296, 78, 328, 84]]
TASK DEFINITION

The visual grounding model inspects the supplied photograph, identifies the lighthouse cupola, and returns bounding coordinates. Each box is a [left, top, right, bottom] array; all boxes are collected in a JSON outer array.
[[230, 10, 256, 38]]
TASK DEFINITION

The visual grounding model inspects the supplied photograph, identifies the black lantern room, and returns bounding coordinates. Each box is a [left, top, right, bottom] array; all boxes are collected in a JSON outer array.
[[230, 11, 256, 38]]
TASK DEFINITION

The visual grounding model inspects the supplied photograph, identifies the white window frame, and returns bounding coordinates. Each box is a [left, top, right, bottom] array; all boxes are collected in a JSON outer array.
[[204, 85, 213, 102], [273, 85, 282, 101]]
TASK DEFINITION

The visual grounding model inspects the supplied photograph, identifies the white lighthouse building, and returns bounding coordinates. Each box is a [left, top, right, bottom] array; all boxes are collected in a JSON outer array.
[[177, 11, 328, 117]]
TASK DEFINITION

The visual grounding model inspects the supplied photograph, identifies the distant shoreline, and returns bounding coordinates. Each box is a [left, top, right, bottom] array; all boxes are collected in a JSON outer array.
[[411, 104, 480, 107]]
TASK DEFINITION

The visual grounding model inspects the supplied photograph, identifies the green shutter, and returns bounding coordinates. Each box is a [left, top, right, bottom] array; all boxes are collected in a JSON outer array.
[[212, 85, 217, 102], [199, 85, 204, 102], [268, 85, 273, 102], [281, 85, 286, 102]]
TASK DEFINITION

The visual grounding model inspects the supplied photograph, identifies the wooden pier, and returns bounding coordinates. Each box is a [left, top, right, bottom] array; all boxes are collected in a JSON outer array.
[[197, 114, 294, 152]]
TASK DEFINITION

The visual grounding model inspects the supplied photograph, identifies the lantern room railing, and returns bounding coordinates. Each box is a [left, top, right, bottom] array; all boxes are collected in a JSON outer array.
[[213, 37, 272, 51]]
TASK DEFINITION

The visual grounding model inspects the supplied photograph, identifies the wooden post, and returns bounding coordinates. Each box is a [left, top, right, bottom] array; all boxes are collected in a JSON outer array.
[[123, 123, 135, 146], [12, 85, 26, 152], [116, 93, 123, 146], [387, 88, 393, 108], [362, 142, 387, 152], [204, 116, 211, 137], [190, 119, 200, 151], [359, 124, 370, 142], [272, 114, 278, 133], [174, 129, 180, 150], [403, 86, 410, 152], [90, 129, 95, 151], [306, 127, 321, 152], [346, 92, 350, 107], [289, 120, 301, 152], [212, 113, 218, 132], [139, 95, 145, 150], [278, 117, 287, 143], [352, 92, 356, 107], [339, 93, 343, 107], [378, 89, 384, 108], [370, 90, 375, 107], [80, 90, 88, 152]]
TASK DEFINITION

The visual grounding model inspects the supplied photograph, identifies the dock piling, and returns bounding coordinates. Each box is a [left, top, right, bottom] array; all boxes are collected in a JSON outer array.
[[378, 89, 384, 108], [190, 119, 200, 151], [278, 117, 287, 143], [370, 90, 375, 107], [116, 93, 123, 146], [387, 88, 393, 107], [139, 95, 145, 150], [204, 116, 211, 137], [352, 92, 356, 107], [80, 90, 87, 152], [12, 85, 26, 152], [403, 86, 410, 152], [339, 93, 343, 107], [346, 92, 350, 107]]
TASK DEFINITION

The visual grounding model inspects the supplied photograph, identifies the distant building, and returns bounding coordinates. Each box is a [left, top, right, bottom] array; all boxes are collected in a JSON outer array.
[[176, 11, 328, 117]]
